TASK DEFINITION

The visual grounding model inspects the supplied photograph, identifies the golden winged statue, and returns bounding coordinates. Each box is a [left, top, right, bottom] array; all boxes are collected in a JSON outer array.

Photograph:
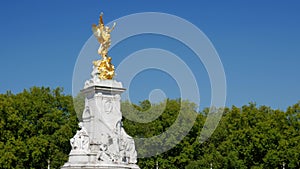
[[92, 13, 116, 80]]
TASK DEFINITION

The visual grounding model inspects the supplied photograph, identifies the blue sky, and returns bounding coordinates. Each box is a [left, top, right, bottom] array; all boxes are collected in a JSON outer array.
[[0, 0, 299, 110]]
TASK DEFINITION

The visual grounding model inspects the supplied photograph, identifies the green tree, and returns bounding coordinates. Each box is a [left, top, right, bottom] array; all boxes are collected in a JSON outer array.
[[1, 87, 300, 169], [0, 87, 78, 169], [186, 102, 300, 169]]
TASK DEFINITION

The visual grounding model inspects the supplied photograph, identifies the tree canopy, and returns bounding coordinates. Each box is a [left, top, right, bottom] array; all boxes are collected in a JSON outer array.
[[0, 87, 78, 169], [0, 87, 299, 168], [123, 101, 300, 169]]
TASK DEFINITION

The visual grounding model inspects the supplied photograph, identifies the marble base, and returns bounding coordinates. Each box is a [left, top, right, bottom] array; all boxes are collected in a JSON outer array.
[[62, 67, 139, 169], [68, 152, 90, 164], [61, 163, 140, 169]]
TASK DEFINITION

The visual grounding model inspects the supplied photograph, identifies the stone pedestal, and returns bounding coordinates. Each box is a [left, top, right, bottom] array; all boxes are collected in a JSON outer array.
[[62, 68, 139, 169]]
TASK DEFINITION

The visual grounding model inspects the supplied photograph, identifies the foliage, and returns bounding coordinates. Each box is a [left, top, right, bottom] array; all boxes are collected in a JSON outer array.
[[0, 87, 78, 169], [122, 101, 300, 169], [1, 87, 300, 168], [73, 92, 85, 122], [184, 102, 300, 169]]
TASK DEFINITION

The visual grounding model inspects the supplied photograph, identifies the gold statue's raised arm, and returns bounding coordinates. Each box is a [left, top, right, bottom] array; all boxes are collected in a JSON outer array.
[[92, 12, 116, 80], [99, 12, 104, 25]]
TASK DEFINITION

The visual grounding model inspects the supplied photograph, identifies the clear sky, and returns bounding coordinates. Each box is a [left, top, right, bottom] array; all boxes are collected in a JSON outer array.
[[0, 0, 299, 110]]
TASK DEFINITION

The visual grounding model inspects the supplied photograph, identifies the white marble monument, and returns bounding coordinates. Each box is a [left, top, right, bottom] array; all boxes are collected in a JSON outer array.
[[62, 66, 139, 169], [62, 12, 139, 169]]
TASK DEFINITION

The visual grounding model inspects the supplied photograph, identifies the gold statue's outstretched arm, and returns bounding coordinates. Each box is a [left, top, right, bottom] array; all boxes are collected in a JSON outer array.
[[110, 22, 116, 33]]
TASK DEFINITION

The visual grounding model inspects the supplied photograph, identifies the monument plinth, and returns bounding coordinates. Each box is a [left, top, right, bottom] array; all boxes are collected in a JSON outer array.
[[62, 13, 139, 169]]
